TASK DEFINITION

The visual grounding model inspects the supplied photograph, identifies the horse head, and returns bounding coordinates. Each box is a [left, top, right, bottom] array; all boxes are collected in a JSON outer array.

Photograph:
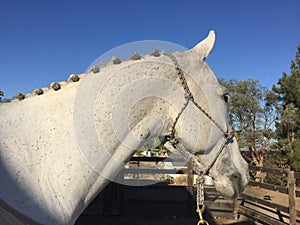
[[159, 31, 249, 199]]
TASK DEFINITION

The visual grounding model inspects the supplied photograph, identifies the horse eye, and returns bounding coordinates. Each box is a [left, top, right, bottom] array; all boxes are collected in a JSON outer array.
[[223, 93, 230, 103]]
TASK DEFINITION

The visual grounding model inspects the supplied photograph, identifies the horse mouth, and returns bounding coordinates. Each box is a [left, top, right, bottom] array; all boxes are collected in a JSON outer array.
[[212, 173, 246, 199]]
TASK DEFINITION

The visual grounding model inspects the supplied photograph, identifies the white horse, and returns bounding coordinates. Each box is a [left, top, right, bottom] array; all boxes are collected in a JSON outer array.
[[0, 31, 249, 225]]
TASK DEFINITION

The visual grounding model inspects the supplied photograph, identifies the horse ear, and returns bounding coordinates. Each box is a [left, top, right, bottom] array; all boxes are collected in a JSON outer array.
[[190, 30, 215, 60]]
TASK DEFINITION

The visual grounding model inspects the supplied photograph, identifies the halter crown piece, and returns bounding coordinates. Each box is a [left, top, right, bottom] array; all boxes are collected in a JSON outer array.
[[162, 52, 234, 225]]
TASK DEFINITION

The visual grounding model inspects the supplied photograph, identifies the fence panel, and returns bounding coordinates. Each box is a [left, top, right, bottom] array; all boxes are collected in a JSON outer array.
[[80, 157, 300, 224], [238, 165, 300, 225]]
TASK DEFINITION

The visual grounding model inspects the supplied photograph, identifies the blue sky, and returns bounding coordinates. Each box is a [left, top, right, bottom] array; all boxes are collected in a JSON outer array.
[[1, 0, 299, 98]]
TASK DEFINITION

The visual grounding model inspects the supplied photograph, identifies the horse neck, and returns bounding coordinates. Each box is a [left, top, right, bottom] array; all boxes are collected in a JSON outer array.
[[0, 83, 108, 224]]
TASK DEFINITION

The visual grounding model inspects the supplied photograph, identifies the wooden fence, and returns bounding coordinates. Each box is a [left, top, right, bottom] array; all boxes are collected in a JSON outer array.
[[80, 157, 300, 224], [238, 165, 300, 225], [81, 156, 237, 221]]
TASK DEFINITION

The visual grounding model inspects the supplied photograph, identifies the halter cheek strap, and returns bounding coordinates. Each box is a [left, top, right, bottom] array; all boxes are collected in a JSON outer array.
[[162, 52, 234, 225], [162, 52, 230, 138]]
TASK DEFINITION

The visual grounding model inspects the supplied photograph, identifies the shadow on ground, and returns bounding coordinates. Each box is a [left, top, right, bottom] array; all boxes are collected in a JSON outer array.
[[75, 183, 259, 225], [76, 215, 258, 225]]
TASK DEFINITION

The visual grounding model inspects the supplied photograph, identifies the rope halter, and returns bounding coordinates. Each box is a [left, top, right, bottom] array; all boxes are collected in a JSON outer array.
[[162, 52, 234, 225]]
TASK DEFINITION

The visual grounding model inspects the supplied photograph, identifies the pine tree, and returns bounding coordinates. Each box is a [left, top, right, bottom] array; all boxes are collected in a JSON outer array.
[[221, 78, 277, 181], [272, 44, 300, 171]]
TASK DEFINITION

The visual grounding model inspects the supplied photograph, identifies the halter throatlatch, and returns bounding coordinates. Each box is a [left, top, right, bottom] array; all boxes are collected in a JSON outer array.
[[162, 52, 233, 225]]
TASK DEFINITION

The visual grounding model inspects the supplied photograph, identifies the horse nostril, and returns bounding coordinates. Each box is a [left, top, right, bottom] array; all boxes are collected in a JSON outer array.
[[231, 173, 240, 180]]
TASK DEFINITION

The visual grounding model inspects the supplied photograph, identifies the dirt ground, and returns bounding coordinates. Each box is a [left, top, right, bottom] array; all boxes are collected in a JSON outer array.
[[243, 185, 300, 209], [241, 185, 299, 224]]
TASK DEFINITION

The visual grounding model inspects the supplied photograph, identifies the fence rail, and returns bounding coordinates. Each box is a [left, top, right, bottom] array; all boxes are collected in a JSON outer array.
[[81, 156, 300, 224], [125, 157, 300, 224], [238, 165, 300, 225], [248, 165, 300, 197]]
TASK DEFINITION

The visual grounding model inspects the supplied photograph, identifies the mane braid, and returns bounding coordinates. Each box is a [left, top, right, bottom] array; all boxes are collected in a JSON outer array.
[[2, 50, 163, 103]]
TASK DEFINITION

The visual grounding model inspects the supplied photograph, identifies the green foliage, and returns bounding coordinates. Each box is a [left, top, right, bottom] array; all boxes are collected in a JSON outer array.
[[288, 140, 300, 170], [219, 43, 300, 176], [135, 137, 165, 156], [265, 148, 289, 168], [272, 44, 300, 171], [0, 91, 3, 101], [264, 173, 287, 186], [263, 149, 288, 185], [164, 175, 174, 184], [220, 78, 277, 167]]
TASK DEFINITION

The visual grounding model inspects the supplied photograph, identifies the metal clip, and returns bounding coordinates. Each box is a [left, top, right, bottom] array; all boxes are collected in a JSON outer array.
[[196, 205, 209, 225]]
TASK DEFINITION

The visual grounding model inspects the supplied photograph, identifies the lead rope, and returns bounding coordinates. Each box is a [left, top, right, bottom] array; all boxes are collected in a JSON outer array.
[[194, 134, 233, 225], [174, 133, 232, 225], [196, 176, 209, 225]]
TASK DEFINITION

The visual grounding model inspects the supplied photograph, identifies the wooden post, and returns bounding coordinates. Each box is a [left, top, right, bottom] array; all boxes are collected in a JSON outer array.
[[187, 160, 194, 216], [233, 200, 239, 220], [288, 170, 296, 225], [187, 160, 194, 195]]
